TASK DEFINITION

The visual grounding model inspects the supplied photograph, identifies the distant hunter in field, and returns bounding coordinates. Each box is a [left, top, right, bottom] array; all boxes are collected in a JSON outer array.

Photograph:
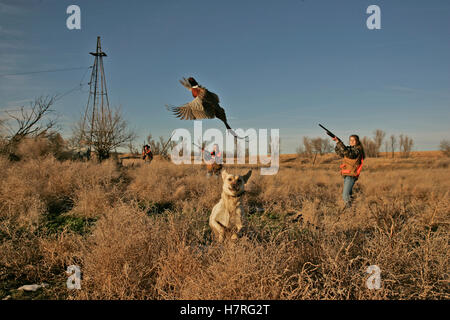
[[203, 144, 223, 178], [332, 134, 365, 208], [142, 144, 153, 163]]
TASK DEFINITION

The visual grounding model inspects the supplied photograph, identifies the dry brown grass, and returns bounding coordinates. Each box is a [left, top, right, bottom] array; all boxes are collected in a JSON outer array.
[[0, 153, 448, 300]]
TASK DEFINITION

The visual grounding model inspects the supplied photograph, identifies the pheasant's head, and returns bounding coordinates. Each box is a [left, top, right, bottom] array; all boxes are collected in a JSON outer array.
[[188, 77, 198, 87]]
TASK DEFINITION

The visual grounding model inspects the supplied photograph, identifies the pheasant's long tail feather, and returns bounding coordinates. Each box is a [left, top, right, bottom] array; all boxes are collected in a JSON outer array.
[[223, 121, 232, 130], [224, 122, 248, 141]]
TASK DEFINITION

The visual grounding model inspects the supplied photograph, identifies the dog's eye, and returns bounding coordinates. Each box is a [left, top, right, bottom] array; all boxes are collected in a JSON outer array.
[[228, 178, 232, 181]]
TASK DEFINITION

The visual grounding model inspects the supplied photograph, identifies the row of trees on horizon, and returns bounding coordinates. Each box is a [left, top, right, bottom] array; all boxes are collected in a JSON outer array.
[[296, 129, 441, 159]]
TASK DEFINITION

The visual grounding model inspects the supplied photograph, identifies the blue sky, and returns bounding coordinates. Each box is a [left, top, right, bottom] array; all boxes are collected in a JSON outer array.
[[0, 0, 449, 153]]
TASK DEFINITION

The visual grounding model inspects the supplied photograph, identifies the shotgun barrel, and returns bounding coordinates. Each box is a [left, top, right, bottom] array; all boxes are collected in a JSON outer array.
[[319, 124, 337, 139]]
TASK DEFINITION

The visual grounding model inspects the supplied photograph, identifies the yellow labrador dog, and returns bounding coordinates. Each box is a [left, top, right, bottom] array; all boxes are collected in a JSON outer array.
[[209, 169, 252, 242]]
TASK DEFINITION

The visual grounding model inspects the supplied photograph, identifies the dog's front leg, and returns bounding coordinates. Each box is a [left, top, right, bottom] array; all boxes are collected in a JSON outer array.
[[209, 217, 225, 242], [230, 208, 244, 240], [210, 202, 229, 243]]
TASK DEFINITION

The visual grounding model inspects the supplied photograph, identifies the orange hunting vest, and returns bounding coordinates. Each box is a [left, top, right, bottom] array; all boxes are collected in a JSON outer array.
[[207, 151, 222, 172], [211, 151, 221, 159], [143, 148, 151, 155], [340, 157, 364, 178]]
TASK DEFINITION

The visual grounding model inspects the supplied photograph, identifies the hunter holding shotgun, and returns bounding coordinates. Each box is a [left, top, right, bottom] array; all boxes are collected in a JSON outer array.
[[194, 143, 224, 178], [319, 124, 365, 208], [204, 144, 223, 178]]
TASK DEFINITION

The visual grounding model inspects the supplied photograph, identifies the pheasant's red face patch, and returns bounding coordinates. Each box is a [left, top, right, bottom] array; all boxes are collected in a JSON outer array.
[[191, 87, 200, 98]]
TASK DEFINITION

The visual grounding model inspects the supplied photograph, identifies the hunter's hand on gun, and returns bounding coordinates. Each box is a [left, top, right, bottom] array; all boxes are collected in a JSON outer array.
[[332, 136, 339, 142]]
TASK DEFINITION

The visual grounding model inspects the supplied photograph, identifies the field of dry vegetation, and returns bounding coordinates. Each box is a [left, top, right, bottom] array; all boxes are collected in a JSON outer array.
[[0, 152, 448, 300]]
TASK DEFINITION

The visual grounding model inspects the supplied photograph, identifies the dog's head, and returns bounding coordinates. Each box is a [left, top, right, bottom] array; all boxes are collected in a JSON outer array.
[[221, 169, 252, 197]]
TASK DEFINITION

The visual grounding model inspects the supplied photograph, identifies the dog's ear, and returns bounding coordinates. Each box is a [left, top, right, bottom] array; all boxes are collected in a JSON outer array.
[[242, 170, 252, 183], [221, 169, 228, 180]]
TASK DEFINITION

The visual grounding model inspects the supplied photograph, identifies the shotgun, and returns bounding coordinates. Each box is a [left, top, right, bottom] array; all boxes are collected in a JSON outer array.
[[319, 124, 340, 140], [192, 142, 204, 151], [160, 131, 176, 155]]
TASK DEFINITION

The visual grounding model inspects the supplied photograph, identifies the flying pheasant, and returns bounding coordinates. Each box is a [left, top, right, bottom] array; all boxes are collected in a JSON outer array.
[[166, 77, 243, 138]]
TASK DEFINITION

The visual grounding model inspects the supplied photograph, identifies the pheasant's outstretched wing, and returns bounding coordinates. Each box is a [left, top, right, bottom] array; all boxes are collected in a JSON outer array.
[[166, 97, 215, 120]]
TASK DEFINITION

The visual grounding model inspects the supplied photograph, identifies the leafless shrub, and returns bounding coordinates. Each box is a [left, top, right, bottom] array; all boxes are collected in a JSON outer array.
[[0, 153, 448, 300], [399, 134, 414, 158], [361, 137, 378, 157], [301, 137, 313, 157], [0, 96, 58, 157], [384, 140, 389, 158], [311, 137, 332, 155], [390, 135, 397, 158], [439, 140, 450, 157], [373, 129, 386, 157], [296, 144, 305, 155], [298, 137, 331, 158], [146, 133, 175, 157], [12, 132, 69, 161], [126, 141, 140, 155], [362, 130, 386, 158]]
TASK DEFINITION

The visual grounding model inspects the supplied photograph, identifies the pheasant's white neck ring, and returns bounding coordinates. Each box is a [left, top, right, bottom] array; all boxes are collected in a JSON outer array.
[[192, 85, 199, 88]]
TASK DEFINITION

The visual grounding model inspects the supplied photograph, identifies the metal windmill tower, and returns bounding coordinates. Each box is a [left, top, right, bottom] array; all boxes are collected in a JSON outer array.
[[81, 36, 111, 159]]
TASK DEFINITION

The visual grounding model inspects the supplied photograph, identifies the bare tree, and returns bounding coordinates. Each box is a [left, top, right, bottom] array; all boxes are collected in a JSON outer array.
[[297, 136, 331, 164], [72, 107, 136, 161], [390, 135, 397, 158], [146, 134, 175, 157], [0, 119, 7, 151], [384, 140, 389, 158], [0, 96, 58, 156], [399, 134, 414, 158], [440, 140, 450, 157], [361, 130, 385, 158], [373, 129, 386, 157], [127, 141, 139, 155], [361, 136, 377, 157], [311, 137, 332, 155], [301, 137, 313, 158], [296, 144, 305, 155]]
